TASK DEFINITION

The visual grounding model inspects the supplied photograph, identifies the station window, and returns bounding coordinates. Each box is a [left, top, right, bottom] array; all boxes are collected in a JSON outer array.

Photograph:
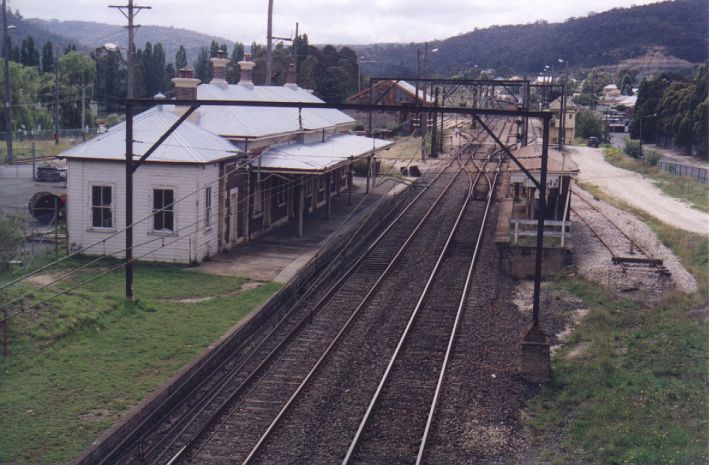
[[91, 185, 113, 229], [204, 186, 212, 229], [153, 188, 175, 232]]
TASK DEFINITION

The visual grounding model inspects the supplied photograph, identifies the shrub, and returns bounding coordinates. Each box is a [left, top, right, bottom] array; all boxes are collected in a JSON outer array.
[[624, 139, 642, 159], [643, 149, 661, 166], [0, 215, 25, 270]]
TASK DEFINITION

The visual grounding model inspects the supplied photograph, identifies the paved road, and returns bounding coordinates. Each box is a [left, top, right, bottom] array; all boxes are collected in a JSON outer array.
[[569, 145, 709, 236]]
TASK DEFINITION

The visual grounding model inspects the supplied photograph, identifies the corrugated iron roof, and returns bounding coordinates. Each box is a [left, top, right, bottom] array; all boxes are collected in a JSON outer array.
[[61, 106, 240, 163], [196, 83, 355, 138], [252, 134, 393, 172], [397, 81, 435, 103]]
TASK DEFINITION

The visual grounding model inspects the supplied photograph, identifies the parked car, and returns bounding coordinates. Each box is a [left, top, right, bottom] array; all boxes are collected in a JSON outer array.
[[586, 136, 600, 148]]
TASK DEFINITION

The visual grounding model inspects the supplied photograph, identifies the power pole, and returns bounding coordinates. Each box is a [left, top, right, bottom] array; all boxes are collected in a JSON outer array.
[[2, 0, 13, 163], [109, 0, 151, 300], [266, 0, 274, 85], [81, 83, 86, 141], [53, 47, 59, 145]]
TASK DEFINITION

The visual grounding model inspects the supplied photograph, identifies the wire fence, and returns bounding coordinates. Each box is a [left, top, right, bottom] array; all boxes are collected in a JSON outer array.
[[656, 160, 709, 184], [0, 128, 101, 143]]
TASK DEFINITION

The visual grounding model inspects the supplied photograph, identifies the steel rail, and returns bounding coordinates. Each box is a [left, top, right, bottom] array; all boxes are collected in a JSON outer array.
[[101, 140, 470, 465], [416, 153, 503, 465], [237, 148, 481, 465], [163, 143, 479, 465], [341, 134, 501, 465]]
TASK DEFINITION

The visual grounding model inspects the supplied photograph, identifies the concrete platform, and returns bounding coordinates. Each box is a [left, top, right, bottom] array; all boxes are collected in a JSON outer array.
[[192, 175, 411, 282]]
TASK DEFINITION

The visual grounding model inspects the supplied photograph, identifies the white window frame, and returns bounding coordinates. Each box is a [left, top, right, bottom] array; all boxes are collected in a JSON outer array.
[[151, 187, 177, 235], [89, 183, 115, 231], [204, 186, 212, 230]]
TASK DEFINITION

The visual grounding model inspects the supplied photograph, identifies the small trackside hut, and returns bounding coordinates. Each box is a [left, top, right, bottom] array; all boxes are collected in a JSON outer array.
[[61, 52, 392, 264], [495, 139, 579, 278]]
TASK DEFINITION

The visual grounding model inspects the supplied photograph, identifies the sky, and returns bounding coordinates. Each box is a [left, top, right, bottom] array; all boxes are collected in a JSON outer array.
[[14, 0, 663, 45]]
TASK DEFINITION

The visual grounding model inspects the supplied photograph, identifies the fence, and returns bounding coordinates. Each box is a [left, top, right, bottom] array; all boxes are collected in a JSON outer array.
[[509, 218, 572, 247], [0, 128, 100, 143], [656, 160, 709, 184]]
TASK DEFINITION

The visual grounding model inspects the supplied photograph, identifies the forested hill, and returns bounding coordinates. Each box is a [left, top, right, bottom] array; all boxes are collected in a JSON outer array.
[[355, 0, 708, 77], [24, 18, 234, 67]]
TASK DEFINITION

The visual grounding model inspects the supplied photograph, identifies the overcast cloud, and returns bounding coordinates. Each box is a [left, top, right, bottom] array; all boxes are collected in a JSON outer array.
[[14, 0, 661, 44]]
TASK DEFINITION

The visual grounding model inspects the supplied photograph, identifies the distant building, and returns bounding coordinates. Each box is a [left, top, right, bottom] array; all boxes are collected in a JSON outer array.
[[345, 80, 433, 131], [547, 97, 577, 145]]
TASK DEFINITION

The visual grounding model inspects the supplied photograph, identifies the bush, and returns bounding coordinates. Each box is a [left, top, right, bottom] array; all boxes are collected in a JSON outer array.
[[576, 109, 604, 139], [624, 139, 642, 159], [643, 149, 661, 166], [0, 216, 25, 270]]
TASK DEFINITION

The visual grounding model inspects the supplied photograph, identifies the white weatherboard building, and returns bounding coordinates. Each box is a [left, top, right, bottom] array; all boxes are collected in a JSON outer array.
[[62, 53, 392, 264]]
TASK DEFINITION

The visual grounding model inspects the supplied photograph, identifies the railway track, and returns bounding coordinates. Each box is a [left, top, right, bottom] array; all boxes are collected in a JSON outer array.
[[232, 121, 508, 465], [571, 188, 669, 275], [107, 128, 495, 465], [98, 117, 513, 465], [176, 148, 481, 465]]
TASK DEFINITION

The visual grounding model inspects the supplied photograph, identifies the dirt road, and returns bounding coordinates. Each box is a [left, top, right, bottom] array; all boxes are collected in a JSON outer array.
[[568, 146, 708, 235]]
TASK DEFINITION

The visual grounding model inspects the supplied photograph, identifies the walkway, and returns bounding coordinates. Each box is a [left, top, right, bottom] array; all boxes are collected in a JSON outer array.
[[568, 145, 709, 235], [192, 175, 412, 282]]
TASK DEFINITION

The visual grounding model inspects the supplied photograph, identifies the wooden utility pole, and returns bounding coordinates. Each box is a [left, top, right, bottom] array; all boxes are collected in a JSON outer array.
[[53, 47, 59, 145], [2, 0, 12, 163], [266, 0, 274, 85], [109, 0, 151, 300]]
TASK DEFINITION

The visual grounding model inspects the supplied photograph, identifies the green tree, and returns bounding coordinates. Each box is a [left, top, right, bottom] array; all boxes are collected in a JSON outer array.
[[0, 215, 24, 271], [20, 36, 40, 67], [175, 45, 187, 70], [59, 51, 96, 128], [41, 41, 54, 74], [576, 109, 604, 138], [194, 46, 210, 83], [92, 46, 124, 113]]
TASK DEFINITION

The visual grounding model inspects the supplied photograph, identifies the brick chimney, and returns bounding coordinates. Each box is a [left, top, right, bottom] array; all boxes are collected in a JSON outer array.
[[284, 63, 297, 89], [171, 68, 200, 100], [210, 49, 229, 87], [238, 53, 256, 89]]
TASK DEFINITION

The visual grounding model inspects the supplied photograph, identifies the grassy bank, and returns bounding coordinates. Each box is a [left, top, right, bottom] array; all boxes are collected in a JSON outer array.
[[0, 261, 279, 465], [526, 184, 708, 465], [3, 140, 78, 162], [603, 146, 708, 213]]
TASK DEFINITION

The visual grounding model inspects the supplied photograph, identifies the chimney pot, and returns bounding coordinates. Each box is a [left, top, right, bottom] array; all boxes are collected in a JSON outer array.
[[171, 68, 200, 101]]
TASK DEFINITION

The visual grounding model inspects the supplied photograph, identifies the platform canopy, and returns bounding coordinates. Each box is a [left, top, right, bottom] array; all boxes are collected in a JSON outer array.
[[251, 134, 393, 174]]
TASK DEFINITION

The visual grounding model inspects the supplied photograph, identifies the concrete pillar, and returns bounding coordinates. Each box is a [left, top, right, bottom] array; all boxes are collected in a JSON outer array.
[[519, 321, 551, 383]]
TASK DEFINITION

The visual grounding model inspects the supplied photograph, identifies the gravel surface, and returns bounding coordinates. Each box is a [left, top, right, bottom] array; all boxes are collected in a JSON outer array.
[[569, 146, 709, 235], [571, 186, 697, 295]]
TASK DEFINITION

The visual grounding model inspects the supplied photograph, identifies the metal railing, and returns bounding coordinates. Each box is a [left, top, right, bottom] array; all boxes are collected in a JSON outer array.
[[656, 160, 709, 184]]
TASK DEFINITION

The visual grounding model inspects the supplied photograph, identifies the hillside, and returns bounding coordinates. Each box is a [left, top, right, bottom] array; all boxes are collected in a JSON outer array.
[[4, 10, 81, 55], [23, 18, 235, 67], [354, 0, 708, 77]]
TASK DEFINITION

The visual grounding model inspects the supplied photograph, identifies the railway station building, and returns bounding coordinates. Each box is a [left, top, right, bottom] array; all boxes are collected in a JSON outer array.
[[61, 53, 392, 264], [345, 80, 434, 131]]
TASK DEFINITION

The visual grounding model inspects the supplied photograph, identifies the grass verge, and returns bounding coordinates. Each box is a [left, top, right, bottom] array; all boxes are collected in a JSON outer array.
[[603, 146, 709, 213], [526, 182, 708, 465], [0, 261, 280, 465]]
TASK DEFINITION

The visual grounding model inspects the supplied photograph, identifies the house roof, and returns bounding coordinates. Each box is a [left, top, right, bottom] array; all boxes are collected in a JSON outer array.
[[346, 80, 434, 104], [548, 97, 577, 111], [61, 106, 240, 163], [396, 81, 435, 103], [252, 134, 393, 173], [510, 143, 579, 175], [195, 83, 355, 139]]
